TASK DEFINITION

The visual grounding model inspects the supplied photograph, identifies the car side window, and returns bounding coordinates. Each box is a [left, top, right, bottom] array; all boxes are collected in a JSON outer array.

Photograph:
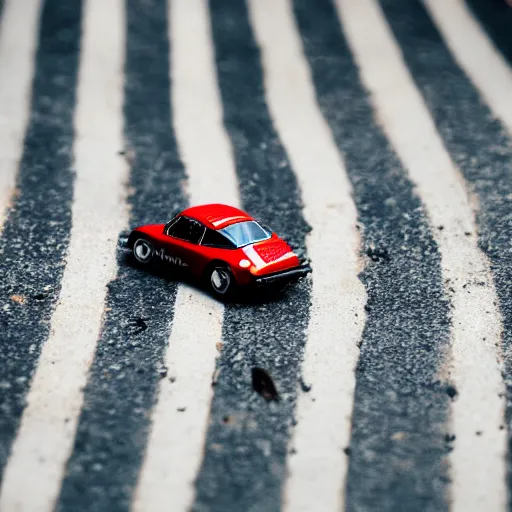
[[201, 228, 236, 249], [164, 217, 178, 234], [167, 217, 205, 244]]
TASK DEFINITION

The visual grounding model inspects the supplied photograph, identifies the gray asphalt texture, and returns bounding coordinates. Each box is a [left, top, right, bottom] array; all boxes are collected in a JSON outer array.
[[0, 0, 511, 511], [192, 2, 311, 511]]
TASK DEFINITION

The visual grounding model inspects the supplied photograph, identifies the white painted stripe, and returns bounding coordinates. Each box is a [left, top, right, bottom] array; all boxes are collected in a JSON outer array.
[[131, 288, 224, 512], [0, 0, 128, 510], [0, 0, 42, 230], [425, 0, 512, 135], [337, 1, 506, 510], [243, 244, 267, 269], [248, 1, 366, 511], [211, 215, 246, 227], [169, 2, 239, 208], [273, 251, 298, 265], [131, 0, 240, 510]]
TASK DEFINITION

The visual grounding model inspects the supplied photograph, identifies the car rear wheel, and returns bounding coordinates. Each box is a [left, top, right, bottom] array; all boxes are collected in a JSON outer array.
[[133, 238, 154, 264], [209, 265, 234, 297]]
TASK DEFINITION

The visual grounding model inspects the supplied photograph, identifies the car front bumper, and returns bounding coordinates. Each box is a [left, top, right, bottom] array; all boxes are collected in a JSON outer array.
[[254, 263, 312, 286]]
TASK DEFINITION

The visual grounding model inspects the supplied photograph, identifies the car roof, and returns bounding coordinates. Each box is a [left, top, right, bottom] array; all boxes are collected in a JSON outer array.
[[179, 204, 254, 230]]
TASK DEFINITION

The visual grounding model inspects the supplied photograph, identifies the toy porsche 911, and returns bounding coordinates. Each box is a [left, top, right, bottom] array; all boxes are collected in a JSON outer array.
[[126, 204, 311, 297]]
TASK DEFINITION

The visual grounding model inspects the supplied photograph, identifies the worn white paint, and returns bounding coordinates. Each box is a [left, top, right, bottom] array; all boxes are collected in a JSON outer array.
[[426, 0, 512, 135], [0, 1, 129, 510], [248, 1, 367, 511], [0, 0, 42, 230], [337, 1, 507, 510], [131, 1, 240, 510]]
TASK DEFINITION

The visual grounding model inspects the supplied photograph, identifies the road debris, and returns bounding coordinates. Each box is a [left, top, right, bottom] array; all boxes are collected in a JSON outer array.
[[252, 367, 280, 401]]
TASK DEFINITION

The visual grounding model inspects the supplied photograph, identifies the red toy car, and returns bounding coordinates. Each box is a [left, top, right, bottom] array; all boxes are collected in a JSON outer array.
[[127, 204, 311, 297]]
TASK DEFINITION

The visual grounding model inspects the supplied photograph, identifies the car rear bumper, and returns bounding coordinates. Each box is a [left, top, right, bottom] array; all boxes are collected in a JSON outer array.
[[254, 263, 312, 286]]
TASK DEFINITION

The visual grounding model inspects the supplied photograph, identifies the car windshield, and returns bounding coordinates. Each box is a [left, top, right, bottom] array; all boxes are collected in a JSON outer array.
[[220, 221, 271, 248]]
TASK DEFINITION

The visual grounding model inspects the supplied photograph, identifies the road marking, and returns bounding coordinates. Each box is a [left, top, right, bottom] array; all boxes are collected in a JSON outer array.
[[337, 0, 507, 510], [0, 0, 128, 510], [464, 0, 512, 67], [425, 0, 512, 135], [0, 0, 81, 489], [131, 1, 240, 510], [0, 0, 41, 230], [294, 0, 453, 508], [247, 1, 366, 510]]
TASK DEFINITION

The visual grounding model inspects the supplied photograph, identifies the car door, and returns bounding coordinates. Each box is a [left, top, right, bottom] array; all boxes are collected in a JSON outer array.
[[152, 216, 206, 272]]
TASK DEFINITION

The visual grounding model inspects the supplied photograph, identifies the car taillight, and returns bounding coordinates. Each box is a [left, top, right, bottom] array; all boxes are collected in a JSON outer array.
[[238, 258, 251, 269]]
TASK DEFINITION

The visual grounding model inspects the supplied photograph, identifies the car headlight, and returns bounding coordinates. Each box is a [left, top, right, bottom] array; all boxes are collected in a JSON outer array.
[[238, 258, 251, 268]]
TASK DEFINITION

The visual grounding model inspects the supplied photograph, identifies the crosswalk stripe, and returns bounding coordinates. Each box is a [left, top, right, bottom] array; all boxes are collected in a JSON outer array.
[[426, 0, 512, 135], [0, 1, 509, 508], [0, 1, 128, 509], [465, 0, 512, 66], [131, 0, 240, 510], [168, 0, 240, 208], [376, 0, 512, 508], [55, 0, 188, 508], [293, 0, 452, 508], [192, 1, 311, 509], [0, 0, 82, 483], [0, 0, 42, 231], [247, 1, 366, 510], [339, 0, 507, 510]]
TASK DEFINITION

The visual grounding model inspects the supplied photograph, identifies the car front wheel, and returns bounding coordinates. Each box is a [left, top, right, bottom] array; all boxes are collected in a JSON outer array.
[[209, 265, 234, 297], [133, 238, 154, 264]]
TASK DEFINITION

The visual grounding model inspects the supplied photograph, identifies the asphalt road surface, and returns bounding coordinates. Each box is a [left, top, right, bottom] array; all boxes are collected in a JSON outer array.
[[0, 0, 511, 511]]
